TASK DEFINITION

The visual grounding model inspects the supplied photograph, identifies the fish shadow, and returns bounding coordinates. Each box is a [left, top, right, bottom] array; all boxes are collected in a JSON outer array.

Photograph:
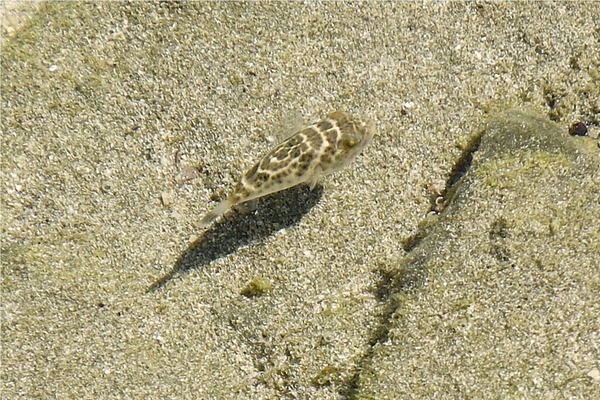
[[147, 184, 323, 292]]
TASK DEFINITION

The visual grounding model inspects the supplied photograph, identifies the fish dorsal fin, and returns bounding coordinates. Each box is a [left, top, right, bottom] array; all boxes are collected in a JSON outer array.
[[271, 111, 306, 143]]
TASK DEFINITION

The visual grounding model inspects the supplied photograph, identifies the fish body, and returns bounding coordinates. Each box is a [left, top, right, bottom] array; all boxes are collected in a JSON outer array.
[[199, 111, 375, 227]]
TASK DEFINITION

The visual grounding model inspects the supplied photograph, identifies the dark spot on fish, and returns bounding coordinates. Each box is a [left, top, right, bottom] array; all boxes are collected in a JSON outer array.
[[273, 146, 291, 160], [299, 128, 322, 149], [326, 130, 337, 145], [299, 151, 315, 164], [329, 111, 354, 134], [290, 146, 302, 159], [231, 185, 249, 203], [270, 160, 289, 172], [296, 161, 310, 176], [260, 156, 271, 170], [251, 172, 269, 187], [317, 121, 333, 131], [245, 162, 259, 179], [323, 145, 335, 155], [287, 134, 304, 147], [274, 170, 290, 182]]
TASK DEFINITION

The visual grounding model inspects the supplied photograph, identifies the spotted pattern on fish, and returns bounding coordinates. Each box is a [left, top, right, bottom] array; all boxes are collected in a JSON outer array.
[[198, 111, 375, 228]]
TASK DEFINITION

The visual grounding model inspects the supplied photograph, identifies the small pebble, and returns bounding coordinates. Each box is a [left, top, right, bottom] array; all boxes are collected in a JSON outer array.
[[175, 165, 200, 185], [568, 121, 587, 136], [587, 368, 600, 381], [161, 191, 174, 207]]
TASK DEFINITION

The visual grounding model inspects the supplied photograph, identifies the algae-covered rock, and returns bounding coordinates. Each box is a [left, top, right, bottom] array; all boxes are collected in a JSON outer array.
[[357, 109, 600, 398]]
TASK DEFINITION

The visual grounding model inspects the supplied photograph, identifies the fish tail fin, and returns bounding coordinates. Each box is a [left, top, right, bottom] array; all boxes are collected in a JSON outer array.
[[198, 198, 234, 228]]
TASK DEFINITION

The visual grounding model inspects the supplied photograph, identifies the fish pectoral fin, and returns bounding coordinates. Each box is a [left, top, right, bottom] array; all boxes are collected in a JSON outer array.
[[308, 166, 323, 190], [235, 198, 258, 214]]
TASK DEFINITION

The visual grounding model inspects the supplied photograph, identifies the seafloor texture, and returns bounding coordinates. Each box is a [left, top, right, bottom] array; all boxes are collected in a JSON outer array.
[[2, 2, 599, 399], [354, 109, 599, 398], [0, 1, 44, 39]]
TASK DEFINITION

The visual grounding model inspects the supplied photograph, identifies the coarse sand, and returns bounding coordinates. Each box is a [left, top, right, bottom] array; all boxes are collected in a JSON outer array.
[[2, 2, 599, 399]]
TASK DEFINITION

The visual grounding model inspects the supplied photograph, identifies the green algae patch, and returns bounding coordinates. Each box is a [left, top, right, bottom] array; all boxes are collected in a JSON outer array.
[[240, 277, 273, 297], [478, 150, 573, 190]]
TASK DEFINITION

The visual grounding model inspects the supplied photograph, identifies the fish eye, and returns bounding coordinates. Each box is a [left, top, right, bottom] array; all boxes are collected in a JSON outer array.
[[341, 136, 360, 149]]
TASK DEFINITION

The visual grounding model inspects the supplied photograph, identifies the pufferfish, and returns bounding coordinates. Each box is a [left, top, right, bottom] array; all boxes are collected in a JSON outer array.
[[198, 110, 375, 228]]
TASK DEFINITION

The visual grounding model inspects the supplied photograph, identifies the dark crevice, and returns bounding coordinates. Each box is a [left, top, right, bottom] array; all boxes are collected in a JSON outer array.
[[340, 129, 487, 399], [429, 129, 485, 214]]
